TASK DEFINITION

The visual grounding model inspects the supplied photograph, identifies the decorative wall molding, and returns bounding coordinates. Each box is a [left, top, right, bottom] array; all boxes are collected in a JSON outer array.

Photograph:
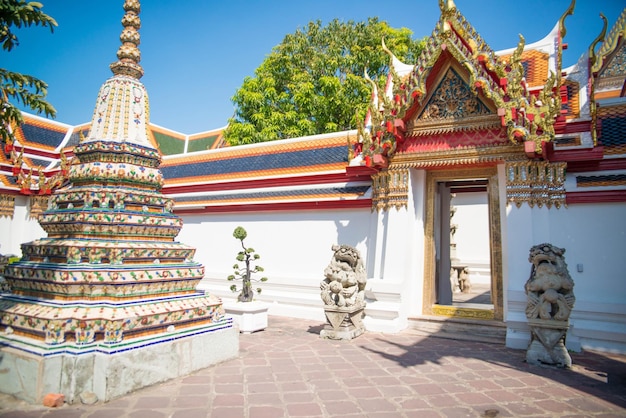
[[0, 194, 15, 219], [28, 196, 49, 220], [505, 161, 567, 208], [371, 168, 409, 211]]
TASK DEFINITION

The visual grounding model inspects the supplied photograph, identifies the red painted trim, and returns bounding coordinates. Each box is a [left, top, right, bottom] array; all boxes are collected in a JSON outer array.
[[555, 120, 591, 135], [566, 190, 626, 204], [164, 171, 371, 194], [22, 148, 59, 159], [451, 186, 488, 193], [10, 145, 68, 160], [564, 157, 626, 173], [345, 165, 378, 177], [0, 188, 22, 196], [173, 199, 373, 215], [545, 145, 604, 163], [0, 165, 61, 177]]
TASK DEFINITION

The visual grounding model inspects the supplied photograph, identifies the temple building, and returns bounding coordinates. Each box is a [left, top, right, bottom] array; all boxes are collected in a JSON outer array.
[[0, 0, 238, 404], [1, 0, 625, 363]]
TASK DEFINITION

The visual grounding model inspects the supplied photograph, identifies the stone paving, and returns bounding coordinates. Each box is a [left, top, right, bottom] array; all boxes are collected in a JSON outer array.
[[1, 315, 625, 417]]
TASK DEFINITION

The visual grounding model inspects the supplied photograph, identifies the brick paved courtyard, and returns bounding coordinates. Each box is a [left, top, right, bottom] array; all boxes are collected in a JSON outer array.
[[1, 315, 625, 417]]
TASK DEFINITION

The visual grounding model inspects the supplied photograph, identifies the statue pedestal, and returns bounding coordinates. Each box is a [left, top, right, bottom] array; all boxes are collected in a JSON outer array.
[[321, 306, 365, 340], [526, 319, 572, 368]]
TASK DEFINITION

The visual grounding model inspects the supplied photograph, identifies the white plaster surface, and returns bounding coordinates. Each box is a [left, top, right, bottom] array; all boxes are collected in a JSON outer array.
[[0, 195, 46, 256], [0, 326, 239, 404], [451, 192, 490, 267]]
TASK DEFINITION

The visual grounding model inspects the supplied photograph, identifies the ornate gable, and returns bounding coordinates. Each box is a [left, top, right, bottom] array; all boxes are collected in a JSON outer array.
[[356, 0, 574, 166], [354, 0, 579, 212], [408, 64, 498, 137], [591, 8, 626, 98]]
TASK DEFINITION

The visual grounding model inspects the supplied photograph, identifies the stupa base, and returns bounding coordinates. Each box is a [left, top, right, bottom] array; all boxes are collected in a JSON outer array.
[[0, 319, 238, 404]]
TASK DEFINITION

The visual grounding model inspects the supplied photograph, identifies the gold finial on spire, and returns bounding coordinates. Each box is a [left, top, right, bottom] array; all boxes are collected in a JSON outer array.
[[439, 0, 456, 13], [110, 0, 144, 79]]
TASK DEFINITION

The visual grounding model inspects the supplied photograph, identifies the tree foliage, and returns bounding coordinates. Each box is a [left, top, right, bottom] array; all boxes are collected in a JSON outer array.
[[224, 17, 424, 146], [0, 0, 57, 145]]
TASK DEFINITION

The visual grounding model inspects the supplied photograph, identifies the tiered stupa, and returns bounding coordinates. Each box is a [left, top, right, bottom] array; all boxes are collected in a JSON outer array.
[[0, 0, 238, 404]]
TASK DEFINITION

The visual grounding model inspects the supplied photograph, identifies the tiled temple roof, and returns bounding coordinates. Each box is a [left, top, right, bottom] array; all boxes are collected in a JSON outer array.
[[161, 133, 351, 184], [17, 121, 68, 150], [160, 131, 369, 212]]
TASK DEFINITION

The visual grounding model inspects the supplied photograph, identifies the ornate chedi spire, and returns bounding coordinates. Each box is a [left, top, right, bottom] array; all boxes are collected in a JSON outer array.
[[87, 0, 151, 148], [0, 1, 235, 403], [110, 0, 144, 79]]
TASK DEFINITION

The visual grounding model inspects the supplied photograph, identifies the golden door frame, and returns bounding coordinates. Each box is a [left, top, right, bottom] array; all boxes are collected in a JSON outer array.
[[422, 166, 503, 321]]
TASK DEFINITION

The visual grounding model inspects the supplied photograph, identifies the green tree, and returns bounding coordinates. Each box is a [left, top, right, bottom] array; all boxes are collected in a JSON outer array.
[[224, 17, 424, 146], [0, 0, 57, 147]]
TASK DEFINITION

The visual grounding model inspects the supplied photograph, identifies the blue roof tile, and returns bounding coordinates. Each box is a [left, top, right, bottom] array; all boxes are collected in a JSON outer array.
[[161, 145, 348, 180], [20, 123, 66, 148]]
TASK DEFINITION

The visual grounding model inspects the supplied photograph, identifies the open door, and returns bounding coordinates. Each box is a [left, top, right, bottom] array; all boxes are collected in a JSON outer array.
[[423, 167, 503, 321]]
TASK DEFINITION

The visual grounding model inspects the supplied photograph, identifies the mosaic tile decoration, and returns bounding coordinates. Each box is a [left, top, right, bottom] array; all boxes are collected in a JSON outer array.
[[0, 1, 231, 352]]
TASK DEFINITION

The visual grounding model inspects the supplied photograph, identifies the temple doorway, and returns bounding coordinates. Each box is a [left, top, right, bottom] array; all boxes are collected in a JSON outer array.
[[423, 167, 503, 321]]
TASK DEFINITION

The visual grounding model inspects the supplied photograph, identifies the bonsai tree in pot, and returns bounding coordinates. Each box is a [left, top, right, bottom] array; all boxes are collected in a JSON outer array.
[[228, 226, 268, 302]]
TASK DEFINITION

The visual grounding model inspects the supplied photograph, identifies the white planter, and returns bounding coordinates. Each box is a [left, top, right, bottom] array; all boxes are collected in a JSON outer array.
[[223, 301, 269, 333]]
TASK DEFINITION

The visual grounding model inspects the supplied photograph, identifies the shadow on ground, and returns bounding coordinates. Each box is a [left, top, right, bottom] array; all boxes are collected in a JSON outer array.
[[355, 320, 626, 410]]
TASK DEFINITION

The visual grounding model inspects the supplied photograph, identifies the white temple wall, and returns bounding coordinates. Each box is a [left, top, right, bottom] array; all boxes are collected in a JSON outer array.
[[0, 196, 46, 257], [180, 208, 373, 323], [364, 168, 426, 331], [504, 201, 626, 354], [183, 169, 427, 333], [5, 173, 624, 353], [406, 168, 427, 318], [450, 191, 490, 283]]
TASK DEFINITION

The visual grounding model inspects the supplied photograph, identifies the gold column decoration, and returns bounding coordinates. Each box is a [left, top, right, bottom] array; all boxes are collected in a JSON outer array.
[[371, 168, 409, 211], [0, 194, 15, 218], [506, 161, 567, 208], [28, 195, 50, 220]]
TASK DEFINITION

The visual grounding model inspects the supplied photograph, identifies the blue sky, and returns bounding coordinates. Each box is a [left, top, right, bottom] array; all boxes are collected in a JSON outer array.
[[5, 0, 625, 134]]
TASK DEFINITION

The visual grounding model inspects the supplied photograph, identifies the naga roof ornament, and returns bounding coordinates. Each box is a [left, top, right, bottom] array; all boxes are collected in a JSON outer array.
[[588, 13, 609, 146], [590, 8, 625, 75], [356, 0, 575, 164], [555, 0, 575, 93]]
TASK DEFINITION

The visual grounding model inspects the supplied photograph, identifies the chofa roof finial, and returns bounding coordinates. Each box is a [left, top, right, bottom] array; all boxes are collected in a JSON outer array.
[[439, 0, 456, 13], [109, 0, 144, 79]]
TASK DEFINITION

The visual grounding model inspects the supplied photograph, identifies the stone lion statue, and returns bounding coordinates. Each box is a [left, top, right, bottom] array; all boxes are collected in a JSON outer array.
[[525, 243, 575, 321], [320, 244, 367, 308]]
